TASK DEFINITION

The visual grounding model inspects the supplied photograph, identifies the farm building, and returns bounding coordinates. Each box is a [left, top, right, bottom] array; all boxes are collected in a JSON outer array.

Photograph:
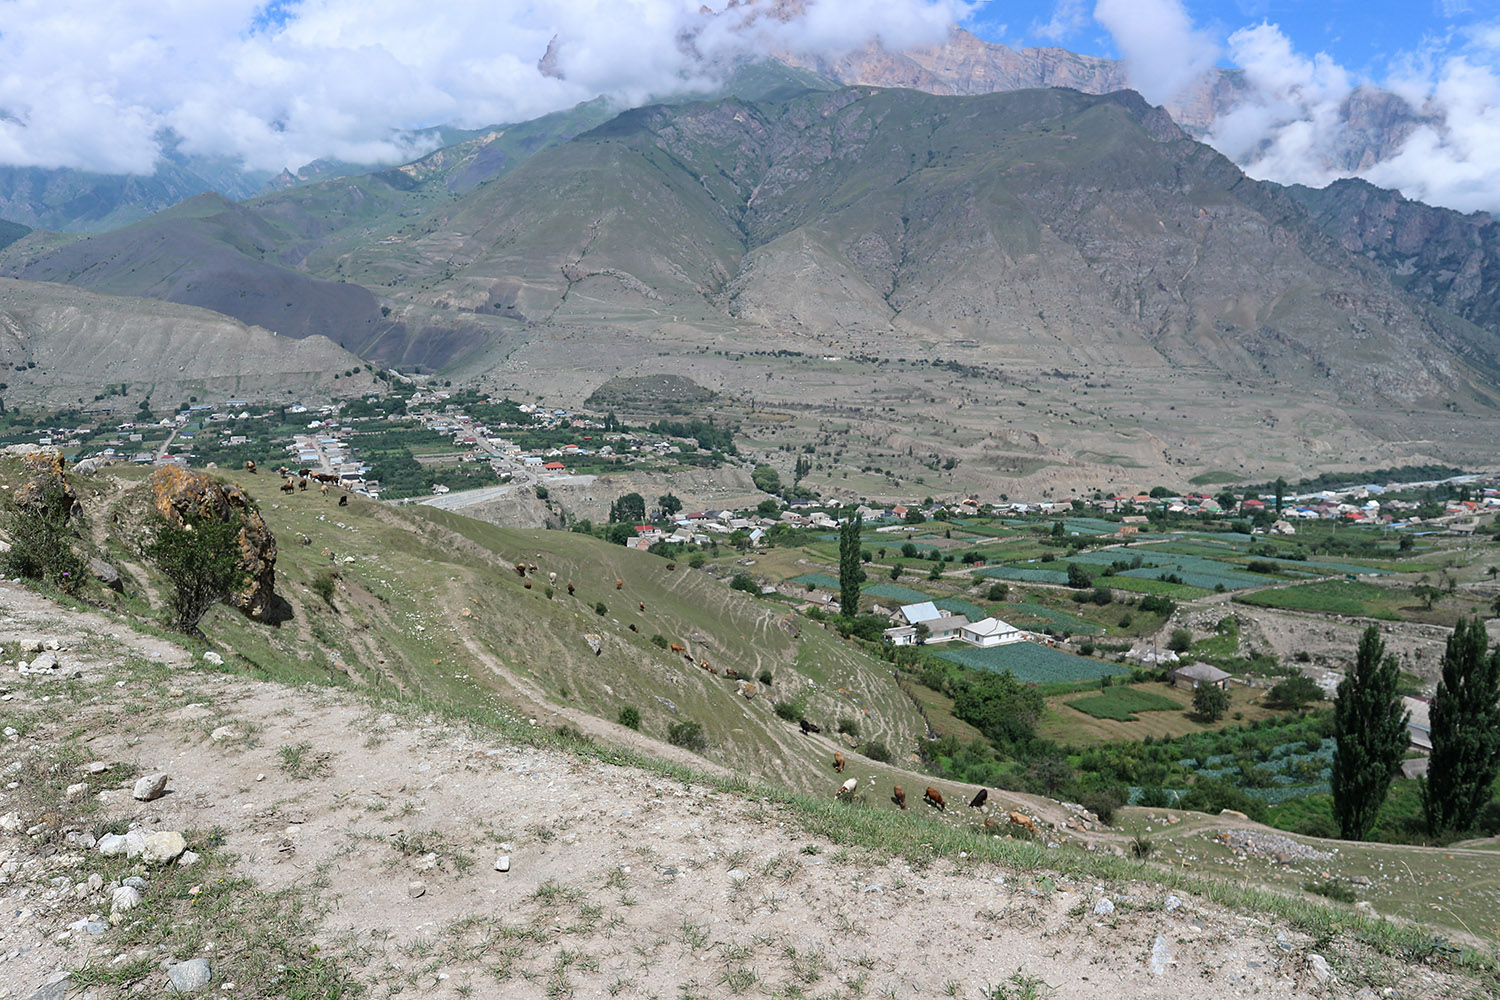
[[1170, 662, 1231, 690], [959, 617, 1025, 647]]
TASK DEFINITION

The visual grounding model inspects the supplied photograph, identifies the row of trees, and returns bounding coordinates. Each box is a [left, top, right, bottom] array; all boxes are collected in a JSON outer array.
[[1332, 620, 1500, 840]]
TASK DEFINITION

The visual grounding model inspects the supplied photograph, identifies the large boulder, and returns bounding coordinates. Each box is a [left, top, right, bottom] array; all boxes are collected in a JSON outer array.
[[13, 448, 76, 515], [148, 467, 278, 621]]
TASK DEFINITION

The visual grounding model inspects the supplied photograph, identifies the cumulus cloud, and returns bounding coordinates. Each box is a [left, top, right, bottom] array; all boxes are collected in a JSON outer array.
[[0, 0, 968, 176], [1204, 19, 1500, 214], [1032, 1, 1090, 43], [1092, 0, 1219, 105]]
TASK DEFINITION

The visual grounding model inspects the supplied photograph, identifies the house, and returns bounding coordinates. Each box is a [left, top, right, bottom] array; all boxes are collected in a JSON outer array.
[[883, 625, 919, 646], [898, 602, 943, 626], [1402, 696, 1432, 751], [923, 614, 970, 643], [542, 461, 566, 472], [1170, 662, 1231, 690], [960, 617, 1025, 647]]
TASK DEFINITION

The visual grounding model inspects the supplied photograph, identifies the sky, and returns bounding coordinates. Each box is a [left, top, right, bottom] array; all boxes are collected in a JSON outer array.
[[0, 0, 1497, 213]]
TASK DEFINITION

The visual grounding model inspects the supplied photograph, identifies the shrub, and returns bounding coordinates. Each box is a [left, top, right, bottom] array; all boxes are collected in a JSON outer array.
[[773, 701, 804, 723], [1302, 879, 1356, 904], [758, 669, 773, 686], [860, 740, 893, 763], [688, 553, 706, 569], [617, 707, 641, 730], [0, 482, 88, 593], [1080, 785, 1128, 826], [1137, 787, 1173, 808], [650, 633, 669, 649], [1130, 836, 1155, 860], [144, 512, 252, 634], [987, 582, 1009, 602], [836, 717, 860, 738], [310, 571, 337, 606], [594, 601, 607, 615], [729, 572, 756, 593], [667, 720, 707, 753], [1167, 628, 1193, 653]]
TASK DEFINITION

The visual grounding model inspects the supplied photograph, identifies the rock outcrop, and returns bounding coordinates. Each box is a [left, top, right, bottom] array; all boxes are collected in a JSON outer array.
[[148, 467, 278, 621], [13, 448, 76, 516]]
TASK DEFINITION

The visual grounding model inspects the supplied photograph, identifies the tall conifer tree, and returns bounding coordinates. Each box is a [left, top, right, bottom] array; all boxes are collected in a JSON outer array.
[[1332, 626, 1409, 840], [838, 511, 864, 616], [1423, 616, 1500, 834]]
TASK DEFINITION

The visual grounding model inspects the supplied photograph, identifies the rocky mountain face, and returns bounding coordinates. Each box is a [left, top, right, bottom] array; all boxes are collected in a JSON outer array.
[[1286, 179, 1500, 369], [779, 29, 1432, 175]]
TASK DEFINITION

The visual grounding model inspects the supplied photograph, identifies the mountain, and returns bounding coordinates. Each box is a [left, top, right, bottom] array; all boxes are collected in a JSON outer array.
[[6, 85, 1498, 486], [778, 28, 1435, 176], [0, 277, 376, 408]]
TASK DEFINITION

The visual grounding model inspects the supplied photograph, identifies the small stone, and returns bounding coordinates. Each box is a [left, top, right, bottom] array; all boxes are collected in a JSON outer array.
[[178, 850, 200, 867], [202, 652, 224, 666], [1149, 935, 1173, 976], [142, 831, 187, 865], [168, 957, 212, 993], [494, 855, 510, 872], [408, 881, 426, 899], [0, 811, 21, 833], [65, 782, 90, 801], [97, 833, 129, 856], [1309, 953, 1333, 982], [134, 772, 170, 801], [1164, 895, 1182, 911], [1092, 898, 1115, 916], [209, 726, 236, 743], [111, 886, 142, 913], [726, 868, 746, 882], [84, 761, 111, 775]]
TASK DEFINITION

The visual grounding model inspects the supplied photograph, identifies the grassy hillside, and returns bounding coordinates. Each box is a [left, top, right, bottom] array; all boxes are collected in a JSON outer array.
[[81, 464, 927, 797]]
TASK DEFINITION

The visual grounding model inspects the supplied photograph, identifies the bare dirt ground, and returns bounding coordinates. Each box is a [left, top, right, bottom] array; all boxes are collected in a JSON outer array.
[[0, 582, 1485, 1000]]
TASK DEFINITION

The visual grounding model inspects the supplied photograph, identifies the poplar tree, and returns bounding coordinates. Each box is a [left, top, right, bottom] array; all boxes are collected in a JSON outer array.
[[838, 511, 864, 616], [1423, 616, 1500, 834], [1332, 626, 1409, 840]]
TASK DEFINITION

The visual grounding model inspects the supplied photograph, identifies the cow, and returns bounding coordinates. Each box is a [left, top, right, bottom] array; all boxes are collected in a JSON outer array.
[[514, 564, 528, 577], [923, 787, 947, 811], [665, 562, 676, 571], [338, 494, 348, 507], [1007, 812, 1038, 836], [835, 778, 857, 799], [523, 581, 532, 589], [548, 572, 557, 584], [615, 579, 624, 590], [639, 602, 645, 611], [833, 752, 846, 773], [567, 583, 575, 596], [280, 480, 295, 493], [628, 624, 638, 632], [296, 533, 311, 546], [799, 719, 820, 735], [723, 668, 739, 680], [320, 483, 329, 498], [969, 789, 988, 809], [983, 816, 1000, 833], [297, 478, 307, 491], [245, 460, 257, 474], [669, 643, 686, 654], [891, 785, 907, 810]]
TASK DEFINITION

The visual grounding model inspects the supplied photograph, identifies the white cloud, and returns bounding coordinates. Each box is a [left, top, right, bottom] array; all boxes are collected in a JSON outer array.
[[1203, 19, 1500, 214], [1092, 0, 1220, 104], [1032, 1, 1090, 43], [0, 0, 969, 176]]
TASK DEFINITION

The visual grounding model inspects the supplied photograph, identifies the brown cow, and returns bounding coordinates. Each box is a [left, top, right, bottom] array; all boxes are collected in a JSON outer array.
[[724, 668, 739, 680], [665, 562, 676, 571], [523, 581, 532, 589], [923, 787, 947, 811], [833, 752, 845, 773], [615, 579, 623, 590], [639, 602, 645, 611], [983, 816, 1000, 833], [320, 483, 329, 497], [669, 643, 685, 653], [514, 564, 527, 577], [245, 460, 257, 474], [297, 478, 307, 491], [891, 786, 907, 810], [280, 480, 295, 493], [1007, 812, 1038, 836], [567, 583, 575, 596]]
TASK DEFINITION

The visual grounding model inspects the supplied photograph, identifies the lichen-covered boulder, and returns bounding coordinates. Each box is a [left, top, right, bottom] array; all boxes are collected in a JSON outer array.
[[14, 448, 76, 515], [148, 466, 278, 620]]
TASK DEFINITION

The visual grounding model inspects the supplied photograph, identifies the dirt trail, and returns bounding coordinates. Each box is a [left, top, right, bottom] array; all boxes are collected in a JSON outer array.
[[0, 583, 1487, 1000]]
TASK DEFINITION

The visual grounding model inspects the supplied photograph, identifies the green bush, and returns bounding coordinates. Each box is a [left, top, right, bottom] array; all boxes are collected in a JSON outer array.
[[618, 707, 641, 730], [650, 633, 669, 650], [836, 717, 861, 738], [667, 720, 707, 753], [310, 571, 337, 606], [594, 601, 607, 615], [1080, 785, 1128, 826], [729, 572, 757, 593], [773, 701, 804, 723], [0, 483, 88, 594], [758, 669, 773, 686], [860, 740, 893, 763]]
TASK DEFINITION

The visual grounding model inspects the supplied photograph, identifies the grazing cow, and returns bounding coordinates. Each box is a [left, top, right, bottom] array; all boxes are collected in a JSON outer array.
[[615, 578, 624, 590], [669, 643, 686, 653], [969, 789, 988, 809], [891, 786, 907, 810], [548, 571, 557, 584], [1007, 812, 1038, 836], [296, 533, 311, 546], [523, 581, 532, 589], [833, 752, 845, 773], [276, 466, 289, 477], [835, 778, 858, 799], [339, 494, 348, 507], [320, 483, 329, 497], [298, 478, 307, 491], [514, 564, 527, 577], [639, 602, 645, 611], [567, 583, 575, 596], [983, 816, 1000, 833], [628, 624, 638, 632], [923, 787, 947, 811], [665, 562, 676, 571], [723, 668, 738, 680], [280, 480, 295, 493], [799, 719, 820, 735], [245, 460, 257, 474]]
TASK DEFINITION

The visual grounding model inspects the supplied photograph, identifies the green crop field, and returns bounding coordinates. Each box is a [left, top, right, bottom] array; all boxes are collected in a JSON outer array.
[[865, 583, 937, 603], [1065, 687, 1182, 721], [1235, 579, 1401, 618], [932, 642, 1126, 684], [789, 572, 841, 590], [935, 597, 987, 621], [975, 565, 1070, 584], [1004, 602, 1102, 635]]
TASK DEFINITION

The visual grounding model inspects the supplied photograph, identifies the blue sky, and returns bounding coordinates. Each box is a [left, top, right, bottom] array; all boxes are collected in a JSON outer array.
[[967, 0, 1498, 77]]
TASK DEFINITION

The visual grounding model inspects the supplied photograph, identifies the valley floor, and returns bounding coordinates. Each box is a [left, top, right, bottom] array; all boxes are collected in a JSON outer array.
[[0, 582, 1489, 999]]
